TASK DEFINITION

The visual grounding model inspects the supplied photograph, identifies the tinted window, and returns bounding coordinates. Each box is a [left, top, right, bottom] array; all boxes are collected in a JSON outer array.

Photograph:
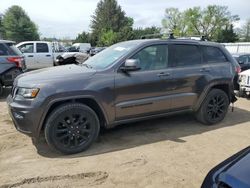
[[19, 43, 34, 53], [202, 46, 227, 63], [169, 45, 201, 67], [132, 45, 168, 71], [6, 43, 22, 56], [0, 43, 10, 56], [36, 43, 49, 53], [238, 55, 248, 64]]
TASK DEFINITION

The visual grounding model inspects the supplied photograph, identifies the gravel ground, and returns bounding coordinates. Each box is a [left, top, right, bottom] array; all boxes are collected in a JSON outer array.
[[0, 88, 250, 188]]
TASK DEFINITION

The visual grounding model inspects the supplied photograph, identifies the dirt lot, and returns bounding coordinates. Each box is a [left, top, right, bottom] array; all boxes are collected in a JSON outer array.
[[0, 89, 250, 188]]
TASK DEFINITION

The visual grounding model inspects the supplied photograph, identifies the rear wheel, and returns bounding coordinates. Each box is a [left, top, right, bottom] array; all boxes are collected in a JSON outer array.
[[196, 89, 229, 125], [45, 103, 100, 154]]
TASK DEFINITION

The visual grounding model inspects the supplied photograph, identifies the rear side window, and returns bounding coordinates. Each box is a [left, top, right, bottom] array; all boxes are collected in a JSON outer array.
[[0, 43, 16, 56], [169, 44, 201, 67], [6, 43, 22, 56], [202, 46, 227, 63], [36, 43, 49, 53]]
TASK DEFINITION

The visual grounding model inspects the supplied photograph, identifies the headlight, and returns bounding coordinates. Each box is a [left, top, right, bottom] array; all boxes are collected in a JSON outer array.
[[17, 88, 40, 98]]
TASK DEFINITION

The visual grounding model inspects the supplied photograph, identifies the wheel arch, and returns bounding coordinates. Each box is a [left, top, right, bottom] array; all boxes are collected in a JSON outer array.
[[39, 97, 108, 137], [194, 81, 233, 111]]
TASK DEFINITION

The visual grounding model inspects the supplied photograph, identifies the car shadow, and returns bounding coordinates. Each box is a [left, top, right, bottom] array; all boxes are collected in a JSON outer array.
[[36, 106, 250, 158]]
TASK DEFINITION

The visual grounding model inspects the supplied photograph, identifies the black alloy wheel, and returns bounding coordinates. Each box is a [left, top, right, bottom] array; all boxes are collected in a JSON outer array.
[[196, 89, 229, 125], [45, 103, 100, 154]]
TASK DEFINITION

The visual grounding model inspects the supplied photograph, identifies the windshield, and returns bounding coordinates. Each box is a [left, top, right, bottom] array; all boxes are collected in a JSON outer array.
[[84, 40, 142, 69]]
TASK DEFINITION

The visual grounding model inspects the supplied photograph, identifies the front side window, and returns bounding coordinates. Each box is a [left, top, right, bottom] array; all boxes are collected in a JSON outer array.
[[238, 55, 248, 64], [36, 43, 49, 53], [131, 45, 168, 71], [169, 44, 201, 67], [19, 43, 34, 53], [202, 46, 227, 63]]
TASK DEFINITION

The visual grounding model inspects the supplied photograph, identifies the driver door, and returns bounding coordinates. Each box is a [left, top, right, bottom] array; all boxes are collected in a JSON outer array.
[[114, 44, 173, 121]]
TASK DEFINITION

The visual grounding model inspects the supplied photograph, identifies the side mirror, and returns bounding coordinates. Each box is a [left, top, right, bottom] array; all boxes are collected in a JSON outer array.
[[120, 59, 141, 72]]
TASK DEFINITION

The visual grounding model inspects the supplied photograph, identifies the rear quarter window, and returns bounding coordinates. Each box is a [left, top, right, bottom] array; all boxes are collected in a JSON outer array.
[[202, 46, 227, 63], [0, 43, 17, 56]]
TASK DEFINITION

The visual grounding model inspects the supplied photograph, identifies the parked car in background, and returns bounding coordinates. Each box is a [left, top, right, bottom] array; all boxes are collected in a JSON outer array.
[[90, 47, 106, 56], [232, 53, 250, 71], [0, 40, 26, 96], [16, 41, 64, 70], [7, 39, 237, 154], [55, 52, 89, 66], [71, 43, 91, 53], [238, 69, 250, 98], [202, 146, 250, 188]]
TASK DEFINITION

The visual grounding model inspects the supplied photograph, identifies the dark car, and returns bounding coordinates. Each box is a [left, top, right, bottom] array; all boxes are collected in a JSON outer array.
[[7, 39, 237, 154], [233, 53, 250, 72], [202, 146, 250, 188], [0, 40, 26, 96]]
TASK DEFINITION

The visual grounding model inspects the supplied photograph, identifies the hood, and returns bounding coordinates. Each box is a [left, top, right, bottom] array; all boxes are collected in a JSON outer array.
[[240, 69, 250, 75], [15, 64, 96, 87]]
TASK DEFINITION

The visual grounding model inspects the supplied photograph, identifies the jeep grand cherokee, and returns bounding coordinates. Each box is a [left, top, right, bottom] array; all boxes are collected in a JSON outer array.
[[7, 39, 237, 154]]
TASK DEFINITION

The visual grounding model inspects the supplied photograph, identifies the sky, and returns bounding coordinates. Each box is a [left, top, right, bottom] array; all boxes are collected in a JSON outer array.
[[0, 0, 249, 39]]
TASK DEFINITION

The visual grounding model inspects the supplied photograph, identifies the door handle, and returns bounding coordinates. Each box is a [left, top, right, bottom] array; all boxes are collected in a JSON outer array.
[[46, 54, 51, 57], [27, 55, 34, 57], [157, 72, 170, 77], [200, 68, 210, 72]]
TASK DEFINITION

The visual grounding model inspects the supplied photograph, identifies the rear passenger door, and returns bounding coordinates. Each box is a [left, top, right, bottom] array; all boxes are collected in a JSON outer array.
[[169, 44, 211, 110], [35, 43, 53, 68]]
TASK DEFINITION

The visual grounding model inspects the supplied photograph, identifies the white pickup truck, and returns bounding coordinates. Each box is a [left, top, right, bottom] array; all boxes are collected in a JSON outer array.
[[16, 41, 64, 69]]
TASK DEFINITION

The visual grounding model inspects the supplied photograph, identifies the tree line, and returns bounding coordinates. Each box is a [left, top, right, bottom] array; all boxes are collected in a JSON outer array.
[[0, 0, 249, 45]]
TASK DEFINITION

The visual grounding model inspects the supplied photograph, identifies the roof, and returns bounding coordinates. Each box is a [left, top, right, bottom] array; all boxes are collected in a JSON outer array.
[[130, 38, 221, 46], [0, 40, 15, 43]]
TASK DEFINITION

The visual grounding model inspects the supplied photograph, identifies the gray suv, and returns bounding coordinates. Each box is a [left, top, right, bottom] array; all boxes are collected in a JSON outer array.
[[7, 39, 237, 154]]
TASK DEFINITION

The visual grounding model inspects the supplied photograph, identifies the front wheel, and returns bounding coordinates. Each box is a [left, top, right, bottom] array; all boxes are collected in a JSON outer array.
[[45, 103, 100, 154], [195, 89, 229, 125]]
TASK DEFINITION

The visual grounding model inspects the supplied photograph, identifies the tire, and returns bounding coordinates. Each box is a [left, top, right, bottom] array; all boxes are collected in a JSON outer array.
[[195, 89, 229, 125], [45, 103, 100, 154]]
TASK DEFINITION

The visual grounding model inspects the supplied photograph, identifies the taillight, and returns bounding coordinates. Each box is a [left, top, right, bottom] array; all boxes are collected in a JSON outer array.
[[7, 57, 22, 68], [235, 66, 241, 74]]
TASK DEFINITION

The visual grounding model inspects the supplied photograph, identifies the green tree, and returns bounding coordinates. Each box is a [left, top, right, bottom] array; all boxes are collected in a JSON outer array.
[[216, 24, 238, 42], [90, 0, 133, 45], [162, 5, 239, 40], [99, 29, 118, 46], [133, 27, 161, 39], [162, 8, 188, 37], [0, 13, 4, 39], [2, 5, 39, 42], [74, 31, 91, 43]]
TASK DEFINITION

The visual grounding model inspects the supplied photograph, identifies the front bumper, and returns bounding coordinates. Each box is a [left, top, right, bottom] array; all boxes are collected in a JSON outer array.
[[7, 95, 43, 138]]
